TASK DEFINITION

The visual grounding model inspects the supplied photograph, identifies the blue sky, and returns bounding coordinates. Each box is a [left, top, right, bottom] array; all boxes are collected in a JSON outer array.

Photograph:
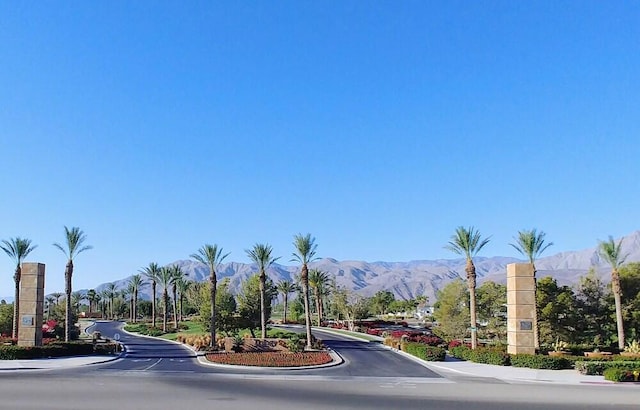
[[1, 1, 638, 295]]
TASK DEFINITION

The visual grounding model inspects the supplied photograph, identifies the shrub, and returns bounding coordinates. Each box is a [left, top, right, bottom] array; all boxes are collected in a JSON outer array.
[[468, 348, 510, 366], [510, 354, 572, 370], [409, 335, 444, 346], [206, 351, 332, 367], [575, 360, 640, 376], [449, 345, 473, 360], [403, 342, 445, 361], [603, 368, 640, 382], [0, 342, 120, 359], [287, 334, 304, 353]]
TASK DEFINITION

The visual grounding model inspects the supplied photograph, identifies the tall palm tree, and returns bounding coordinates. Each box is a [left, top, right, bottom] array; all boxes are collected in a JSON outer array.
[[52, 292, 63, 306], [276, 280, 297, 324], [71, 291, 84, 315], [598, 236, 628, 349], [157, 266, 176, 332], [291, 233, 318, 348], [510, 228, 553, 350], [309, 269, 330, 326], [176, 277, 192, 322], [445, 226, 490, 349], [246, 243, 280, 338], [104, 283, 118, 320], [86, 289, 97, 315], [140, 262, 161, 328], [45, 295, 55, 320], [169, 265, 184, 329], [127, 274, 145, 323], [191, 244, 229, 348], [53, 226, 92, 341], [99, 289, 110, 319], [1, 237, 37, 338]]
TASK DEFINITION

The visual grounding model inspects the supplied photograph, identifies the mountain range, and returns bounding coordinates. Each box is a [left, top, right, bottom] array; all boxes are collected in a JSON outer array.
[[90, 230, 640, 303]]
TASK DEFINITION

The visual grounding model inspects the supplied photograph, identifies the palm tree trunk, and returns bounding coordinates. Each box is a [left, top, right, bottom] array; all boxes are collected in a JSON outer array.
[[301, 264, 312, 348], [151, 282, 157, 328], [133, 291, 138, 323], [12, 266, 20, 339], [283, 294, 288, 324], [162, 290, 168, 333], [210, 271, 217, 348], [260, 272, 267, 339], [466, 259, 477, 349], [314, 289, 321, 326], [612, 270, 625, 349], [179, 294, 184, 322], [532, 264, 539, 350], [172, 286, 178, 329], [64, 260, 74, 342]]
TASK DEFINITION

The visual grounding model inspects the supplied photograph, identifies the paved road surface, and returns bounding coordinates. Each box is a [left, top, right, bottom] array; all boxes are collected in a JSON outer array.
[[0, 321, 637, 409]]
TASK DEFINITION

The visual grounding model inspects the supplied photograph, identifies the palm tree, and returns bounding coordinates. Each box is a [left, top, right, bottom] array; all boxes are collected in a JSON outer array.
[[291, 233, 319, 348], [276, 280, 297, 324], [176, 277, 192, 322], [52, 292, 63, 306], [127, 274, 145, 323], [445, 226, 490, 349], [104, 283, 118, 320], [598, 236, 628, 349], [71, 291, 84, 315], [169, 265, 184, 329], [45, 295, 56, 320], [86, 289, 97, 315], [246, 243, 280, 338], [309, 269, 330, 326], [191, 244, 229, 348], [53, 226, 92, 341], [140, 262, 161, 328], [157, 266, 176, 332], [1, 237, 37, 338], [510, 229, 553, 350], [99, 289, 110, 319]]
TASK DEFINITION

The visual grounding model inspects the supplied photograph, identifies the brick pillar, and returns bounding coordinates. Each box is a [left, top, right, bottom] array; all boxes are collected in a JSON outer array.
[[17, 263, 45, 347], [507, 263, 535, 355]]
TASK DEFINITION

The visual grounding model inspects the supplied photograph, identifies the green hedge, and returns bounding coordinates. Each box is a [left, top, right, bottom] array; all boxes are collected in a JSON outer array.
[[510, 354, 572, 370], [603, 368, 640, 382], [575, 360, 640, 376], [403, 342, 446, 361], [124, 324, 164, 337], [449, 346, 509, 365], [0, 342, 120, 360]]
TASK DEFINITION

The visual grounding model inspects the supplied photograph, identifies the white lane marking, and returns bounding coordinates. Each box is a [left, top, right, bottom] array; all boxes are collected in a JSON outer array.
[[143, 359, 162, 371]]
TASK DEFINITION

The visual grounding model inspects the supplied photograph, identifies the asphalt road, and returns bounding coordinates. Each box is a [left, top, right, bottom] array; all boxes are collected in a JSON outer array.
[[89, 321, 443, 378], [0, 321, 637, 409]]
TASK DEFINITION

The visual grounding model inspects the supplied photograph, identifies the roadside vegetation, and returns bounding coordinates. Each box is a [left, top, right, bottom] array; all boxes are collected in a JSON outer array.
[[1, 228, 639, 377]]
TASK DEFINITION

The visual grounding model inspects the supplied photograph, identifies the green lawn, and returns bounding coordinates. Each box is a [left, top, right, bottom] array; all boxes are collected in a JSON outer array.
[[160, 321, 204, 341], [315, 327, 382, 342]]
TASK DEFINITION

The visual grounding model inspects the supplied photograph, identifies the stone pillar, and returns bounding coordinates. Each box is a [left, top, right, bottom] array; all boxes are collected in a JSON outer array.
[[17, 263, 45, 347], [507, 263, 535, 355]]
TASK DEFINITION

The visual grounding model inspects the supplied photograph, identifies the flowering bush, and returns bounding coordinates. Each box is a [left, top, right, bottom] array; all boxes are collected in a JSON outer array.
[[206, 351, 332, 367], [408, 335, 444, 346]]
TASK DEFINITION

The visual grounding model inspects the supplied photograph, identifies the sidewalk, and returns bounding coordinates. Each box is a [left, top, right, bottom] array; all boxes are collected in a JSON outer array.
[[0, 355, 120, 371], [312, 326, 613, 386], [421, 357, 611, 385]]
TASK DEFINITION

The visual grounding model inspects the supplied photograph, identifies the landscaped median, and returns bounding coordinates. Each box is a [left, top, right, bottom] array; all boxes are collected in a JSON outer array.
[[206, 351, 333, 367], [124, 320, 339, 368]]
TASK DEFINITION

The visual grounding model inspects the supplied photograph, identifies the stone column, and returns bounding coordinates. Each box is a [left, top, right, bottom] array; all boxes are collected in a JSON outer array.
[[17, 263, 45, 347], [506, 263, 535, 355]]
